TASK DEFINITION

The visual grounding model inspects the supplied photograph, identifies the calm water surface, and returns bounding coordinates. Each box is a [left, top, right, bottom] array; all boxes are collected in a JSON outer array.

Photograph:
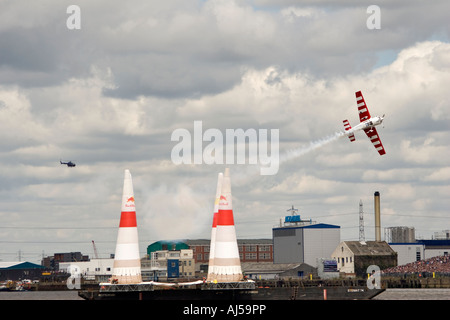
[[0, 290, 83, 300], [373, 288, 450, 300]]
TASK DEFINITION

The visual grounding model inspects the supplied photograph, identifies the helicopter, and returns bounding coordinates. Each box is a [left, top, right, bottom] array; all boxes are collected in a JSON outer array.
[[60, 160, 76, 167]]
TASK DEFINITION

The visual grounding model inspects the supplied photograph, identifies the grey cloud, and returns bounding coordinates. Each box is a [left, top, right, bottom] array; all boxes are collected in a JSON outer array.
[[1, 1, 447, 99]]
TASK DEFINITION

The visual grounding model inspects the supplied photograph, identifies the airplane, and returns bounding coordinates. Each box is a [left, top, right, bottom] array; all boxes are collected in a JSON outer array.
[[60, 160, 76, 167], [343, 91, 386, 155]]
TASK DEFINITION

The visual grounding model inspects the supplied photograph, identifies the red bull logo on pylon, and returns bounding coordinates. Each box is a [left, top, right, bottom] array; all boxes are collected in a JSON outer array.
[[219, 195, 228, 205], [125, 196, 135, 208]]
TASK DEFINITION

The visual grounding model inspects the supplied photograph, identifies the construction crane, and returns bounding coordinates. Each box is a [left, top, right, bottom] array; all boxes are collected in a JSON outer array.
[[92, 240, 99, 259]]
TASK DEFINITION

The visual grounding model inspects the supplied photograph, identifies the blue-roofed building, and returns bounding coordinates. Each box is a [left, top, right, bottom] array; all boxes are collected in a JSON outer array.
[[389, 239, 450, 265], [273, 214, 340, 266], [0, 261, 47, 281]]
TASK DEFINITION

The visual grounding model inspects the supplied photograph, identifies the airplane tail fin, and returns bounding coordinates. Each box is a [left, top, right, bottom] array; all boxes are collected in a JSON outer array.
[[343, 120, 356, 142]]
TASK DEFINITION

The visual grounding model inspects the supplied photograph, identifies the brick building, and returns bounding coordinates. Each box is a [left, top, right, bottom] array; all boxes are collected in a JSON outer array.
[[186, 239, 273, 272]]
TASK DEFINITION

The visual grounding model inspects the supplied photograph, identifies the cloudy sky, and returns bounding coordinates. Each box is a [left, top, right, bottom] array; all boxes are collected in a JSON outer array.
[[0, 0, 449, 263]]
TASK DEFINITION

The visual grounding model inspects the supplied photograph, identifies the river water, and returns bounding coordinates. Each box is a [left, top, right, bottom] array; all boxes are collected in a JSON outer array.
[[373, 288, 450, 300], [0, 289, 449, 300], [0, 290, 83, 300]]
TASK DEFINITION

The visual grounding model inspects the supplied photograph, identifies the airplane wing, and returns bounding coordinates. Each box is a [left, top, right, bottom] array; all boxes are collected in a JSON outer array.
[[355, 91, 371, 122], [364, 127, 386, 155]]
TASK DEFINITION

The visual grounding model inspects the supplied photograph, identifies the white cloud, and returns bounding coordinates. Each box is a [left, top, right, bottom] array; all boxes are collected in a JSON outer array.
[[423, 167, 450, 182], [400, 138, 450, 165]]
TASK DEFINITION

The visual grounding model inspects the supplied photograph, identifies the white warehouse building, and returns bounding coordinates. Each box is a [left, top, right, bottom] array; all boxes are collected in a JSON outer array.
[[273, 217, 340, 266], [59, 258, 114, 282]]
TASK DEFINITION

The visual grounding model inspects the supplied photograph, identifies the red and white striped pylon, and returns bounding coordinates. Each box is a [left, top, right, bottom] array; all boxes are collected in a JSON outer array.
[[210, 168, 243, 282], [206, 172, 223, 281], [111, 169, 142, 284]]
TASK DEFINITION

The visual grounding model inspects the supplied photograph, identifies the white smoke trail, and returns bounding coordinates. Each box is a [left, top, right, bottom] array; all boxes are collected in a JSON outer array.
[[232, 131, 347, 185], [279, 131, 346, 164]]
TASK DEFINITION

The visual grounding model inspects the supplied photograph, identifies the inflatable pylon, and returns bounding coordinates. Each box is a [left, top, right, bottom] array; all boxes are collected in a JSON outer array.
[[209, 168, 243, 282], [111, 169, 142, 284]]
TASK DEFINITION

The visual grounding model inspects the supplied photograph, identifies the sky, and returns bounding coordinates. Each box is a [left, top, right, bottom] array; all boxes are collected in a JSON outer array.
[[0, 0, 449, 263]]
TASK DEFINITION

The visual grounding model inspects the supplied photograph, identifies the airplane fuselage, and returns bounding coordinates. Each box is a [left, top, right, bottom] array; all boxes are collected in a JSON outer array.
[[346, 116, 383, 134]]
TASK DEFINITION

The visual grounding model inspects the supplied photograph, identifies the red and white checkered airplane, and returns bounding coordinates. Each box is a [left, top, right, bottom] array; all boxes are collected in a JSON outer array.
[[343, 91, 386, 155]]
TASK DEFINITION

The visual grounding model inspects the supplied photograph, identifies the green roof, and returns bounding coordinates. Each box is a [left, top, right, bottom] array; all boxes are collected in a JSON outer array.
[[147, 240, 189, 255]]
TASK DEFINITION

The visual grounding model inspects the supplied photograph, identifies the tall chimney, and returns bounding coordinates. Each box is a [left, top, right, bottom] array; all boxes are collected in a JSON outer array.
[[374, 191, 381, 242]]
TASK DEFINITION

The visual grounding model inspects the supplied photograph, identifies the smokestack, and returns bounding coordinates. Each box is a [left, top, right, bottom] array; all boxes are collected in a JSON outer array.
[[374, 191, 381, 242], [207, 172, 223, 281], [111, 170, 142, 284], [209, 168, 243, 282]]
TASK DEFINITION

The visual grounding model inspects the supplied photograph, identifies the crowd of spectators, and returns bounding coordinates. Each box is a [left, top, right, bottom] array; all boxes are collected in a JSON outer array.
[[383, 255, 450, 275]]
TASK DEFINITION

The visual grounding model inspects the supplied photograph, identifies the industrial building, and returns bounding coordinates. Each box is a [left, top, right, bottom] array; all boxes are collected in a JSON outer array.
[[383, 226, 450, 265], [163, 239, 274, 272], [41, 251, 89, 270], [433, 230, 450, 240], [389, 239, 450, 265], [241, 262, 317, 280], [58, 250, 197, 283], [418, 240, 450, 258], [331, 241, 397, 277], [272, 208, 340, 266], [385, 226, 416, 243], [59, 259, 114, 282], [0, 261, 47, 281], [143, 248, 195, 281]]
